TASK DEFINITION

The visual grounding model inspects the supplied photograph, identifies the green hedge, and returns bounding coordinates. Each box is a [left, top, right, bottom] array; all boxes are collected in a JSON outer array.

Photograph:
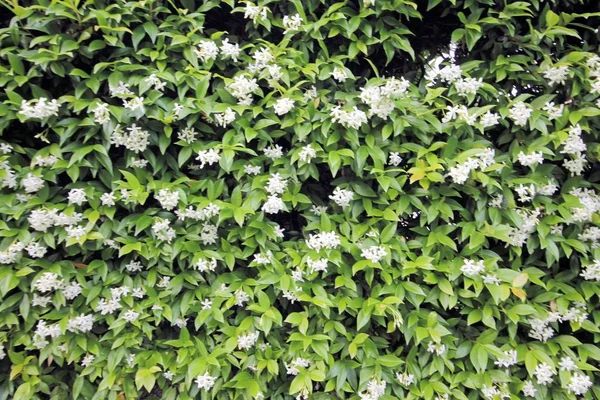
[[1, 0, 600, 399]]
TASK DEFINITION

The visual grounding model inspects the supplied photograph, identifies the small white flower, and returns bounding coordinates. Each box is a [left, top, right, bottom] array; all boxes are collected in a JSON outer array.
[[282, 13, 303, 34], [329, 187, 354, 208], [194, 40, 219, 62], [567, 373, 593, 395], [122, 309, 140, 323], [244, 164, 261, 175], [542, 65, 569, 86], [388, 152, 402, 166], [196, 149, 221, 168], [273, 98, 295, 116], [533, 362, 555, 386], [522, 380, 537, 397], [220, 39, 241, 61], [298, 145, 317, 163], [195, 372, 217, 391], [81, 354, 95, 368], [332, 67, 348, 82], [68, 189, 87, 206], [264, 144, 284, 160]]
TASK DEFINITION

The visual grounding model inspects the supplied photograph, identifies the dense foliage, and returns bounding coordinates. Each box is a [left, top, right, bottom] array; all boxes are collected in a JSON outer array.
[[1, 0, 600, 399]]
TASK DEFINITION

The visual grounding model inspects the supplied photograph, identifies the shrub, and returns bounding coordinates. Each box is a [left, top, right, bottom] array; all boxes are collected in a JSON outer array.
[[1, 0, 600, 399]]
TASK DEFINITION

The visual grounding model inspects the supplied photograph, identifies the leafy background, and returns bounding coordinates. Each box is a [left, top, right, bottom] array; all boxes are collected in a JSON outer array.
[[1, 0, 600, 399]]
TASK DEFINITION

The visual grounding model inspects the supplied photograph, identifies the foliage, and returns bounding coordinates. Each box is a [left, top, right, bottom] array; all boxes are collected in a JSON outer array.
[[1, 0, 600, 399]]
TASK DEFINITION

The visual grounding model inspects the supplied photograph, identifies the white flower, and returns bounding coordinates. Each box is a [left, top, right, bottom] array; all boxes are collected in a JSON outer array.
[[68, 188, 87, 206], [509, 102, 532, 127], [122, 309, 140, 323], [109, 81, 133, 97], [100, 192, 116, 206], [439, 64, 462, 82], [177, 127, 197, 144], [226, 75, 259, 105], [330, 106, 368, 129], [274, 225, 285, 238], [515, 184, 536, 203], [195, 372, 217, 391], [396, 372, 414, 386], [427, 342, 446, 356], [283, 13, 303, 34], [201, 298, 212, 310], [196, 149, 221, 168], [559, 356, 577, 371], [32, 293, 52, 307], [155, 189, 180, 211], [173, 103, 184, 116], [157, 276, 171, 288], [163, 371, 174, 381], [567, 373, 593, 395], [238, 332, 260, 350], [92, 102, 111, 124], [480, 111, 500, 128], [522, 380, 537, 397], [264, 144, 284, 160], [132, 288, 145, 298], [19, 98, 60, 119], [95, 297, 120, 315], [533, 363, 555, 385], [543, 65, 569, 86], [306, 257, 328, 273], [122, 96, 145, 112], [172, 317, 187, 328], [241, 164, 260, 176], [266, 173, 288, 195], [110, 124, 150, 153], [33, 155, 58, 167], [483, 273, 500, 285], [304, 86, 318, 101], [35, 272, 64, 293], [262, 195, 286, 214], [329, 187, 354, 207], [298, 145, 317, 163], [454, 77, 483, 96], [580, 260, 600, 281], [81, 354, 95, 367], [220, 38, 241, 61], [488, 194, 504, 208], [244, 2, 268, 22], [361, 379, 386, 399], [125, 260, 144, 273], [332, 67, 348, 82], [494, 350, 517, 368], [194, 40, 219, 62], [306, 231, 341, 252], [361, 246, 388, 263], [215, 108, 236, 128], [460, 259, 485, 277], [200, 224, 219, 245], [235, 289, 250, 307], [273, 98, 295, 115], [543, 102, 564, 120], [517, 151, 544, 167], [195, 257, 217, 272], [562, 124, 587, 155], [0, 143, 13, 154], [388, 152, 402, 166], [291, 268, 304, 282], [63, 281, 82, 300], [285, 358, 310, 375], [67, 314, 94, 333], [145, 74, 166, 91], [25, 242, 46, 258]]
